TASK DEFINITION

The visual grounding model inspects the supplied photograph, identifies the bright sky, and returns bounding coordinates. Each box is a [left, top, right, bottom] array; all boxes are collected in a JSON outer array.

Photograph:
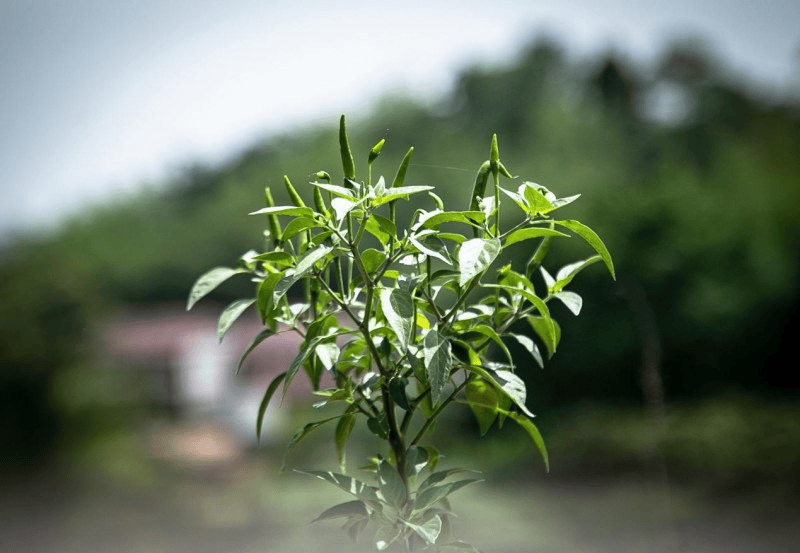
[[1, 0, 798, 237]]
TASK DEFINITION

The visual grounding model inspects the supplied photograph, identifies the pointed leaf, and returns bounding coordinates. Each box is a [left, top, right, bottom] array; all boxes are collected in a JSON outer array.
[[491, 369, 535, 417], [553, 255, 602, 292], [505, 411, 549, 471], [249, 205, 314, 217], [404, 515, 442, 544], [297, 470, 381, 503], [414, 479, 481, 513], [503, 227, 569, 247], [389, 377, 411, 410], [378, 460, 408, 510], [380, 287, 415, 350], [410, 234, 453, 265], [553, 291, 583, 315], [521, 183, 554, 215], [237, 328, 276, 374], [465, 380, 499, 436], [315, 342, 340, 370], [256, 371, 286, 444], [507, 333, 544, 369], [311, 500, 367, 523], [335, 414, 356, 473], [295, 244, 334, 276], [424, 331, 453, 405], [555, 220, 615, 279], [458, 238, 501, 287], [187, 267, 244, 310], [217, 299, 255, 342], [311, 181, 355, 198], [373, 185, 435, 206]]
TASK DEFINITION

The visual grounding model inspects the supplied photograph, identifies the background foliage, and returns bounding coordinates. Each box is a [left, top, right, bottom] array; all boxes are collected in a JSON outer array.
[[1, 37, 798, 485]]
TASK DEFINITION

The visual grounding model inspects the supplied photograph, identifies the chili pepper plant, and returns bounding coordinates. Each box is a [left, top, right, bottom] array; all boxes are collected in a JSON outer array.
[[188, 115, 615, 552]]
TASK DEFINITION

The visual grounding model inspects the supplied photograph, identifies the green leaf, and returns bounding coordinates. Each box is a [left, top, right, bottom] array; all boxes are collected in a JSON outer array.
[[216, 299, 254, 342], [521, 183, 554, 215], [503, 227, 569, 247], [256, 371, 286, 444], [248, 205, 314, 217], [295, 244, 334, 276], [491, 369, 535, 417], [311, 500, 367, 523], [283, 333, 345, 400], [418, 468, 476, 492], [482, 283, 554, 332], [414, 479, 481, 513], [257, 272, 283, 321], [315, 342, 340, 370], [187, 267, 244, 310], [403, 515, 442, 544], [364, 213, 397, 243], [553, 291, 582, 315], [367, 414, 390, 439], [331, 197, 358, 222], [405, 446, 430, 476], [457, 238, 501, 287], [335, 413, 356, 473], [437, 541, 484, 552], [237, 328, 276, 374], [505, 411, 549, 471], [419, 210, 485, 229], [553, 255, 602, 292], [388, 377, 410, 410], [423, 330, 453, 405], [286, 415, 341, 452], [465, 380, 499, 436], [296, 470, 381, 503], [361, 248, 387, 273], [527, 316, 560, 358], [377, 459, 408, 510], [391, 146, 414, 188], [282, 217, 322, 240], [373, 185, 435, 206], [312, 181, 355, 198], [253, 251, 295, 265], [410, 234, 453, 265], [555, 220, 615, 279], [380, 287, 415, 350], [461, 324, 513, 365], [506, 333, 543, 369]]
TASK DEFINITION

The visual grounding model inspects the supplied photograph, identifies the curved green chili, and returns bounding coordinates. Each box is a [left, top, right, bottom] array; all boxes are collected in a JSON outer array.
[[338, 114, 356, 181], [283, 175, 306, 208]]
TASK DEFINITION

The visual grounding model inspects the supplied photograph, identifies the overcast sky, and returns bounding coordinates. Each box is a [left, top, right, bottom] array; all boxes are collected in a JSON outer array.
[[1, 0, 798, 237]]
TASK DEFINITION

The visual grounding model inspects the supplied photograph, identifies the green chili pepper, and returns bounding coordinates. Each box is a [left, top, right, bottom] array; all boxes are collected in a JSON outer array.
[[313, 184, 327, 214], [283, 175, 306, 208], [391, 147, 414, 189], [368, 138, 385, 163], [263, 187, 282, 245], [469, 160, 491, 212], [338, 114, 356, 181]]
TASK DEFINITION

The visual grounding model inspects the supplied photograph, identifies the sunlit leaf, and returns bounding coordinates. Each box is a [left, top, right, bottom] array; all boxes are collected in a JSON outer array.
[[380, 287, 415, 350], [458, 238, 501, 287], [424, 330, 453, 405], [503, 227, 569, 247], [216, 299, 254, 342], [249, 205, 314, 217], [403, 515, 442, 544], [187, 267, 244, 310], [256, 371, 286, 444], [553, 291, 583, 315], [555, 220, 615, 279]]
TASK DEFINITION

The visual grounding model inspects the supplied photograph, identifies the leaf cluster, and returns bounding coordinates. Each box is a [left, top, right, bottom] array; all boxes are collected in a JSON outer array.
[[188, 115, 614, 551]]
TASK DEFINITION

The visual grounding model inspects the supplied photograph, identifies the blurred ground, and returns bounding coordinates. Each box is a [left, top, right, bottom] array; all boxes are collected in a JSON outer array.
[[2, 418, 798, 553]]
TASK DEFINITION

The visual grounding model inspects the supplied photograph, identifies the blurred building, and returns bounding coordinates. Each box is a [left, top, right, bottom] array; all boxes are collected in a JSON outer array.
[[102, 304, 316, 446]]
